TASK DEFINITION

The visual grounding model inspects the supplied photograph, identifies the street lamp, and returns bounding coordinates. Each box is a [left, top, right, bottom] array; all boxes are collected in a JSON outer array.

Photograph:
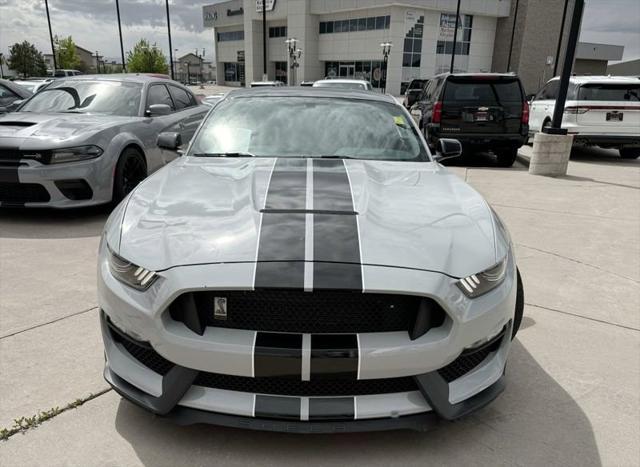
[[285, 38, 302, 86], [380, 42, 392, 94], [195, 48, 205, 86]]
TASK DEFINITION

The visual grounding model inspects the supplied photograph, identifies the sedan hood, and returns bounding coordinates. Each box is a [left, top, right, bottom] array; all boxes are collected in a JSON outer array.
[[0, 112, 134, 141], [115, 157, 499, 278]]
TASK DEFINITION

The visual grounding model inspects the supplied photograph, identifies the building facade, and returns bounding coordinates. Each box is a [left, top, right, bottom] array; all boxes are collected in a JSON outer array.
[[175, 53, 217, 84], [203, 0, 509, 95]]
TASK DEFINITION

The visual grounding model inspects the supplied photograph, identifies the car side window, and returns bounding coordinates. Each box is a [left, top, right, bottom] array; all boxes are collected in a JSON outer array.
[[168, 86, 194, 110], [147, 84, 175, 111], [0, 84, 18, 106], [538, 81, 559, 100]]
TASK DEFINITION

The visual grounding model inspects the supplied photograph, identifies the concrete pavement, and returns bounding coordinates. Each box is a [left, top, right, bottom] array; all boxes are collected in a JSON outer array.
[[0, 147, 638, 466]]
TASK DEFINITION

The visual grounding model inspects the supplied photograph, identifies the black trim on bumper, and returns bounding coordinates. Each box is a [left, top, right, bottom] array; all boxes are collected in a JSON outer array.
[[570, 134, 640, 146]]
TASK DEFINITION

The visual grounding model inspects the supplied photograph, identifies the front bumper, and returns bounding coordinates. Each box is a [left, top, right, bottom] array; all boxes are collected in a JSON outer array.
[[98, 241, 517, 431], [0, 157, 113, 208]]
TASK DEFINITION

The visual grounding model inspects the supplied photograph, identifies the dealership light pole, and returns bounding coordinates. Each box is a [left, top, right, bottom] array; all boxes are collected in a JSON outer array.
[[262, 0, 267, 80], [115, 0, 126, 72], [553, 0, 570, 76], [449, 0, 461, 73], [380, 42, 392, 94], [506, 0, 520, 72], [44, 0, 57, 71], [165, 0, 175, 79], [285, 38, 301, 86], [545, 0, 584, 134]]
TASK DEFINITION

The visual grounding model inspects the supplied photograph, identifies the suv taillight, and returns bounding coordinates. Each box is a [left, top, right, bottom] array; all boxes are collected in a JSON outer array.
[[433, 101, 442, 124], [521, 101, 529, 125]]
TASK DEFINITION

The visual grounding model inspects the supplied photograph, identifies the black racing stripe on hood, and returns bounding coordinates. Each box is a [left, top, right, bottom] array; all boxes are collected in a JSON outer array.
[[312, 159, 362, 290], [255, 158, 307, 289]]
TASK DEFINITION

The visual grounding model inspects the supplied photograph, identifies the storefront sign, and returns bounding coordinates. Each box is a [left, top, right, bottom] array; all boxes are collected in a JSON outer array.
[[227, 7, 244, 17], [204, 10, 218, 22], [256, 0, 276, 13]]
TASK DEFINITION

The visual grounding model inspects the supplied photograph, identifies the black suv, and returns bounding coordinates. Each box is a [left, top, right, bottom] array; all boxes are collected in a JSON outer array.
[[402, 78, 429, 109], [410, 73, 529, 167]]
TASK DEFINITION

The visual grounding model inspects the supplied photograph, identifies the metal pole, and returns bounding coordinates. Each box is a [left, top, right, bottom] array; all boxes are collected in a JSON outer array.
[[449, 0, 461, 73], [553, 0, 570, 76], [95, 51, 100, 73], [44, 0, 57, 71], [262, 0, 267, 79], [546, 0, 584, 133], [506, 0, 520, 72], [115, 0, 126, 72], [165, 0, 174, 79]]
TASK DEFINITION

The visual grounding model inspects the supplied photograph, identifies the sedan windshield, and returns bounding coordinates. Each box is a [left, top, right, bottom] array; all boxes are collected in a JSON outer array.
[[190, 96, 429, 161], [19, 80, 142, 116]]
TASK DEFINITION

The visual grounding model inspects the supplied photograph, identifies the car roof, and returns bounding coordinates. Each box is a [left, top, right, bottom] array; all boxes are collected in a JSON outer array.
[[58, 73, 176, 84], [226, 86, 397, 104], [433, 72, 519, 79], [548, 75, 640, 85], [315, 79, 371, 84]]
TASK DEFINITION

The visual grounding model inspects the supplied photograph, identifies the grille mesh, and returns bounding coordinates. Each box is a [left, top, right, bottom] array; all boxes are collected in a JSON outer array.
[[438, 329, 505, 383], [0, 182, 50, 203], [194, 373, 419, 397], [171, 290, 432, 334]]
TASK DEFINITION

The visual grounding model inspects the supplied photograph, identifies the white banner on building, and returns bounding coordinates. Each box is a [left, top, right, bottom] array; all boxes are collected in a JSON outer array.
[[256, 0, 276, 13]]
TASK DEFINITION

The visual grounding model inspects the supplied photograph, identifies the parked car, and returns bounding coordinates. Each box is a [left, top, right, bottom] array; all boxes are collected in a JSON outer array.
[[201, 93, 226, 107], [0, 79, 33, 114], [53, 69, 83, 77], [249, 81, 285, 87], [313, 79, 374, 91], [403, 78, 429, 109], [529, 75, 639, 159], [300, 81, 315, 87], [0, 74, 208, 208], [411, 73, 529, 167], [12, 78, 54, 94], [98, 87, 524, 432]]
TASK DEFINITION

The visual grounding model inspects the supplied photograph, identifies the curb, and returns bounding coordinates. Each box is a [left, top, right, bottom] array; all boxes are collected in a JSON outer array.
[[516, 153, 530, 167]]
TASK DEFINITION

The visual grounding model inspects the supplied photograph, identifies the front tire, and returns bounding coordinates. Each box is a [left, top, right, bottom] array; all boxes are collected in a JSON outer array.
[[512, 269, 524, 339], [113, 147, 147, 202], [619, 147, 639, 159], [495, 147, 518, 167]]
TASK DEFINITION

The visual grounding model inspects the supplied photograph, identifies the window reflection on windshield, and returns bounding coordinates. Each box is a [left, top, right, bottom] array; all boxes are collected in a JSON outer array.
[[19, 80, 143, 116], [190, 97, 428, 161]]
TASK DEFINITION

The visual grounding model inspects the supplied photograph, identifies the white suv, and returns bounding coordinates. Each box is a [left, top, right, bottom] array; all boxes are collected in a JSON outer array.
[[529, 76, 639, 159]]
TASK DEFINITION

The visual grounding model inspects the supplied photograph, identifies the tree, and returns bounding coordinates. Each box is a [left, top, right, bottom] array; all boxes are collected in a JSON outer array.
[[54, 35, 80, 70], [126, 39, 168, 74], [7, 41, 47, 78]]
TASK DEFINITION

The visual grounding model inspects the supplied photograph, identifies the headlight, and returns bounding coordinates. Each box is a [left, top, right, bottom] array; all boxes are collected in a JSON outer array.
[[108, 248, 157, 291], [23, 145, 103, 164], [457, 256, 507, 298]]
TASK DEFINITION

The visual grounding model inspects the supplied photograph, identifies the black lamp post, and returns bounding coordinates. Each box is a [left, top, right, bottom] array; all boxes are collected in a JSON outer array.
[[165, 0, 175, 79], [115, 0, 126, 72], [44, 0, 57, 72], [285, 38, 302, 86], [449, 0, 461, 73], [380, 42, 392, 94]]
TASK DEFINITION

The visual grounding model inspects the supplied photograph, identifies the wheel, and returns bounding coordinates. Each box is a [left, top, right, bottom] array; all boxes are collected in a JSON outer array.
[[113, 147, 147, 202], [619, 147, 639, 159], [495, 147, 518, 167], [512, 268, 524, 339]]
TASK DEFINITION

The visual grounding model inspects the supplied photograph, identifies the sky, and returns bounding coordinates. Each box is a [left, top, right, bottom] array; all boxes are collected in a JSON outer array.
[[0, 0, 638, 64]]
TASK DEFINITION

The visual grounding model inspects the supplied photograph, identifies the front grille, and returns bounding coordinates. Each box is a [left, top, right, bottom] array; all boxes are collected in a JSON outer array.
[[438, 327, 506, 383], [170, 290, 445, 335], [108, 322, 174, 376], [0, 182, 50, 203], [194, 373, 419, 397]]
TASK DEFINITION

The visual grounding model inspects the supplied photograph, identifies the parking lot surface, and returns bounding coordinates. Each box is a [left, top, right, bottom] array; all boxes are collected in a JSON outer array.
[[0, 147, 638, 466]]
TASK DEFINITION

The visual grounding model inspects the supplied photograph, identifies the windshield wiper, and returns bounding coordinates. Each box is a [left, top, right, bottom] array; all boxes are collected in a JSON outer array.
[[309, 154, 358, 159], [192, 152, 256, 158]]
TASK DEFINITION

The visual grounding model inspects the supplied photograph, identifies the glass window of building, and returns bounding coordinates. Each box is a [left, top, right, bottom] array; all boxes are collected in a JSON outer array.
[[217, 30, 245, 42], [319, 15, 390, 34], [402, 16, 424, 68], [436, 14, 473, 55], [269, 26, 287, 38]]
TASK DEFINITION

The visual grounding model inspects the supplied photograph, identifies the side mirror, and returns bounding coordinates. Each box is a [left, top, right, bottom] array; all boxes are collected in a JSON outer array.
[[434, 138, 462, 162], [410, 107, 422, 124], [145, 104, 172, 117], [157, 132, 182, 150]]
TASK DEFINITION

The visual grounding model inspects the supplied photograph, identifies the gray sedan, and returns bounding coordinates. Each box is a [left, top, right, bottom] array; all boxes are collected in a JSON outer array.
[[0, 74, 208, 208]]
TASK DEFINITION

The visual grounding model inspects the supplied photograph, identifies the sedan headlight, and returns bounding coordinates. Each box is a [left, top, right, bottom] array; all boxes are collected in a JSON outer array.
[[108, 248, 157, 291], [23, 145, 103, 164], [457, 256, 507, 298]]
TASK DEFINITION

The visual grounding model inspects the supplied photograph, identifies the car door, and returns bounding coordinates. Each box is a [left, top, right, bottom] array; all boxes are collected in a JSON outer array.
[[167, 85, 208, 144], [529, 80, 559, 132], [143, 83, 179, 169]]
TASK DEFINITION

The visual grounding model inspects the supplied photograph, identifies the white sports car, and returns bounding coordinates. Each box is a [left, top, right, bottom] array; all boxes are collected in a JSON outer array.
[[98, 88, 524, 432]]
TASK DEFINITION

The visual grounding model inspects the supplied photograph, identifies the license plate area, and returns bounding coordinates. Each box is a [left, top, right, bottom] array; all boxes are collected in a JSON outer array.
[[606, 112, 623, 122], [474, 112, 488, 122]]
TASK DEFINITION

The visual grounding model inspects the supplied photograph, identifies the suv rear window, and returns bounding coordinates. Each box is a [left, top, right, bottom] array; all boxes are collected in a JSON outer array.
[[578, 84, 640, 102], [408, 79, 426, 90], [443, 78, 523, 104]]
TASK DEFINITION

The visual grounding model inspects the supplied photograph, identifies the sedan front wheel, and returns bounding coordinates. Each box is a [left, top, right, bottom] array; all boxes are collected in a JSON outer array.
[[113, 148, 147, 202]]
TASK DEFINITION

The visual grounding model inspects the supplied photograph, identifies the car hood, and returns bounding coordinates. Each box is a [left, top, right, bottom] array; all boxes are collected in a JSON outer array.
[[0, 112, 135, 141], [113, 157, 500, 278]]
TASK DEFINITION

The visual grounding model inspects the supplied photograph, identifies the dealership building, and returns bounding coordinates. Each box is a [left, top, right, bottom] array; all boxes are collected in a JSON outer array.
[[203, 0, 584, 95]]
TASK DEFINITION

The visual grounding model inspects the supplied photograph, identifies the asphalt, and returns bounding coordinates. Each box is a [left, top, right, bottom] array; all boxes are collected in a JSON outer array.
[[0, 145, 638, 466]]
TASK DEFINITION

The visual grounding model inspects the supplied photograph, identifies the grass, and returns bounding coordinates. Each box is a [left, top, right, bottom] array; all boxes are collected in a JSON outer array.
[[0, 389, 111, 441]]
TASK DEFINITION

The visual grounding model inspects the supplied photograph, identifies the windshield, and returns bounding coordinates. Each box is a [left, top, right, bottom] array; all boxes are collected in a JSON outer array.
[[314, 82, 368, 90], [16, 82, 38, 93], [578, 84, 640, 102], [190, 96, 429, 161], [19, 80, 143, 116]]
